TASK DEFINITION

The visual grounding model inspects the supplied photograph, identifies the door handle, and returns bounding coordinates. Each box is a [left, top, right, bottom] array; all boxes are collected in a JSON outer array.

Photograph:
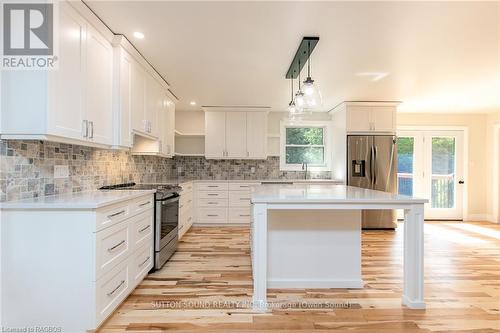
[[373, 145, 377, 185], [89, 121, 94, 139], [458, 180, 465, 184], [82, 120, 88, 138]]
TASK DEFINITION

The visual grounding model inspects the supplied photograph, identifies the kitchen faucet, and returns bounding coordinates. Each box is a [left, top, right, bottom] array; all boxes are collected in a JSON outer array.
[[302, 162, 308, 180]]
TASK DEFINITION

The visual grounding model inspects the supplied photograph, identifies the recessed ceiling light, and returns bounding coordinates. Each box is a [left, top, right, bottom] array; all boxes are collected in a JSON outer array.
[[133, 31, 144, 39], [190, 101, 196, 106]]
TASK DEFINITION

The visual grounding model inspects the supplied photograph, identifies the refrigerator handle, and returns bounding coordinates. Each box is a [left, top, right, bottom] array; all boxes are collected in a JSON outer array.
[[373, 145, 378, 185], [369, 145, 374, 186]]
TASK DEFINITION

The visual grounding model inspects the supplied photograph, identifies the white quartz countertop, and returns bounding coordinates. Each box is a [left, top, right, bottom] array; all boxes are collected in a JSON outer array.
[[250, 184, 428, 204], [149, 179, 343, 185], [0, 190, 155, 210]]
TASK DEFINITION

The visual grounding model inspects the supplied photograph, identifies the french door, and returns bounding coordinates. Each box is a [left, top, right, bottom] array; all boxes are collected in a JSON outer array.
[[397, 130, 465, 220]]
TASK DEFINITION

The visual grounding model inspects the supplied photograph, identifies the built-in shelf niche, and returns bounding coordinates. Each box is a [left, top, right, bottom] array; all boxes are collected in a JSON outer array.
[[175, 110, 205, 156]]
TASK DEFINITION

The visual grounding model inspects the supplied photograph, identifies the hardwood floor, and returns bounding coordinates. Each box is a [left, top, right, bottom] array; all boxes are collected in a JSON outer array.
[[98, 221, 500, 332]]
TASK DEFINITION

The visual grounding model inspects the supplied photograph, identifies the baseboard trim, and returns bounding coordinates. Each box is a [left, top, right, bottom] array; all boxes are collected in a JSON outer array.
[[267, 279, 364, 289], [464, 214, 489, 221]]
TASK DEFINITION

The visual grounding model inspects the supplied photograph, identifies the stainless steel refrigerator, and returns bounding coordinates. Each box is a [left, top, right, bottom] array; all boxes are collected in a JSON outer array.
[[347, 135, 398, 229]]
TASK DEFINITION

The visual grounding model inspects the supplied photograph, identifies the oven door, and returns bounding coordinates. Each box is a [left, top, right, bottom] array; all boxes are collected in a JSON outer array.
[[155, 194, 179, 251]]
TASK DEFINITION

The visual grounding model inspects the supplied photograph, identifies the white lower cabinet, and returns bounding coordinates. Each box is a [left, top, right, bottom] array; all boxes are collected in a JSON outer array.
[[194, 182, 254, 224], [178, 182, 194, 239], [0, 193, 155, 332]]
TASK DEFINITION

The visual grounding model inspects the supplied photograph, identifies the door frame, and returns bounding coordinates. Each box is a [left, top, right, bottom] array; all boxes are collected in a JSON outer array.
[[493, 124, 500, 223], [398, 126, 469, 220]]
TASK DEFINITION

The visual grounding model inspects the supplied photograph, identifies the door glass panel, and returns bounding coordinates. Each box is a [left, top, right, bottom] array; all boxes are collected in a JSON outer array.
[[431, 137, 455, 208], [397, 137, 414, 196]]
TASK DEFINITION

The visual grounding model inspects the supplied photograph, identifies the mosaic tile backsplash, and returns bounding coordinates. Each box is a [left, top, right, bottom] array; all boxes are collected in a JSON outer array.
[[0, 140, 332, 202]]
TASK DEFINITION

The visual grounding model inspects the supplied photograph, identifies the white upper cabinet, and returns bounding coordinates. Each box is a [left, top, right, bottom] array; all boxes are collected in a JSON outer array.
[[130, 59, 146, 136], [144, 74, 162, 138], [225, 112, 247, 158], [204, 111, 268, 159], [113, 35, 174, 152], [112, 45, 132, 149], [0, 1, 114, 148], [164, 98, 175, 157], [85, 25, 113, 145], [47, 2, 86, 142], [246, 112, 267, 159], [344, 102, 398, 133], [205, 112, 227, 158]]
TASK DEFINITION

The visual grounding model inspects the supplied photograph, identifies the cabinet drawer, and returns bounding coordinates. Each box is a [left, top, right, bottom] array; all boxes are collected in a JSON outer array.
[[131, 243, 153, 286], [198, 198, 228, 207], [130, 195, 154, 216], [228, 183, 255, 191], [96, 259, 130, 326], [197, 208, 227, 220], [96, 201, 131, 231], [229, 191, 251, 207], [96, 220, 131, 279], [131, 212, 153, 250], [197, 183, 228, 191], [229, 207, 251, 222], [198, 191, 228, 199]]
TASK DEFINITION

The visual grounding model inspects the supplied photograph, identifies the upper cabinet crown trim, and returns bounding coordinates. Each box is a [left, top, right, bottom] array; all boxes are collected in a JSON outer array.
[[329, 101, 401, 113], [202, 106, 271, 113]]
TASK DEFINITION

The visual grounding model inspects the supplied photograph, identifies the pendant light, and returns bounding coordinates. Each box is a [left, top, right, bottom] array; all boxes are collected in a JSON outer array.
[[302, 40, 322, 108], [287, 75, 297, 114], [294, 60, 305, 111]]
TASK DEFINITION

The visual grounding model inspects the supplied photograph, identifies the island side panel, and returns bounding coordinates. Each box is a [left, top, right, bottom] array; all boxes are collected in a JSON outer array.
[[402, 204, 426, 309], [251, 203, 268, 310], [267, 210, 362, 288]]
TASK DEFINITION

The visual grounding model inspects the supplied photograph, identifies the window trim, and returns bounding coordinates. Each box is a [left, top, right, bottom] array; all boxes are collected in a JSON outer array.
[[280, 120, 332, 171]]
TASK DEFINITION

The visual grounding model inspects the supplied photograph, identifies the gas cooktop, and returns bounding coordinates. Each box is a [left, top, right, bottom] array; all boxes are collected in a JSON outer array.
[[99, 182, 182, 200]]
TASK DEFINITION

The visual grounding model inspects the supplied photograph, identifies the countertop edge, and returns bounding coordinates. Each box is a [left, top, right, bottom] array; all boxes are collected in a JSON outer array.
[[0, 190, 156, 210]]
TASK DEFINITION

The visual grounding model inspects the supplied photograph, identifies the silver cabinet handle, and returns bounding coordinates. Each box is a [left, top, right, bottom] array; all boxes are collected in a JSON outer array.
[[208, 202, 217, 204], [240, 198, 250, 200], [82, 120, 88, 138], [239, 185, 249, 188], [107, 210, 125, 219], [138, 225, 150, 233], [89, 121, 94, 139], [207, 214, 218, 217], [107, 279, 125, 297], [207, 194, 218, 196], [207, 185, 219, 188], [107, 240, 126, 252], [247, 151, 249, 157], [139, 256, 150, 267], [239, 214, 250, 217], [138, 201, 150, 207]]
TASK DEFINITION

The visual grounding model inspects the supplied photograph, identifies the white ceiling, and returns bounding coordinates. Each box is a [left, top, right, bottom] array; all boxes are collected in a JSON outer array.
[[86, 1, 500, 113]]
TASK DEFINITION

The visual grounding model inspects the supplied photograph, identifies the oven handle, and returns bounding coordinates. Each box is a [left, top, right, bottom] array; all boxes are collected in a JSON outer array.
[[159, 196, 180, 205]]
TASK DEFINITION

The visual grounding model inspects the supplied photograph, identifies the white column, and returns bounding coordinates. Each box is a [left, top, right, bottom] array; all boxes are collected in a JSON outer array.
[[252, 203, 268, 311], [402, 204, 426, 309]]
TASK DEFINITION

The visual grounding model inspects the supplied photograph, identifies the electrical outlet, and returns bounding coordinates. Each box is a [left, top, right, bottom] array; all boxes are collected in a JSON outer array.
[[250, 167, 256, 174], [54, 165, 69, 179]]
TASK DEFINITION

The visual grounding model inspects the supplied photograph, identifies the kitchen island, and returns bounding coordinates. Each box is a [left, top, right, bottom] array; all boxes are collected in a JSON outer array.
[[250, 184, 427, 310]]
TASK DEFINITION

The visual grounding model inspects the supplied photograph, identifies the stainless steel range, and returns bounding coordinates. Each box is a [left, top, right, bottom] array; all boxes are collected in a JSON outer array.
[[99, 182, 181, 270]]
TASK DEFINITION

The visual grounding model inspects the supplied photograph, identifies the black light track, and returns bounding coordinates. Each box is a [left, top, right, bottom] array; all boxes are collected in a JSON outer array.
[[285, 36, 320, 79]]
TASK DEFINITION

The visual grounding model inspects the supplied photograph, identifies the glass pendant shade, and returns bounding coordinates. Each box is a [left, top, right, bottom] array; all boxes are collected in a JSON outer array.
[[302, 77, 322, 109], [287, 101, 297, 114], [294, 90, 305, 110]]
